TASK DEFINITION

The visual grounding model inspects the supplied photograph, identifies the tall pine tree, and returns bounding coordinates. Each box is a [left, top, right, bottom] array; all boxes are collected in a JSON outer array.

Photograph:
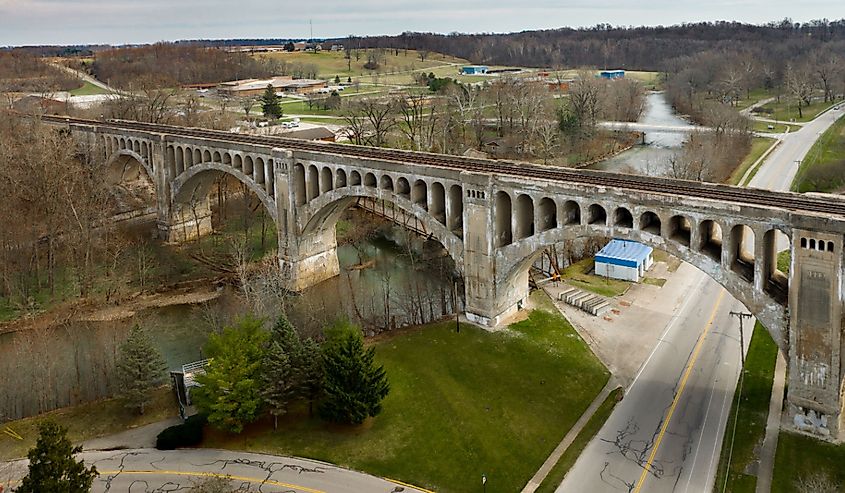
[[261, 84, 282, 119], [299, 337, 324, 417], [261, 340, 296, 430], [115, 325, 167, 414], [17, 421, 98, 493], [319, 322, 389, 425], [193, 317, 269, 433]]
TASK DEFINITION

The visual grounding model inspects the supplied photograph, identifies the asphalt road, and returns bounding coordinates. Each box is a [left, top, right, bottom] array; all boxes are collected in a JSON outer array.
[[558, 103, 844, 493], [1, 448, 428, 493]]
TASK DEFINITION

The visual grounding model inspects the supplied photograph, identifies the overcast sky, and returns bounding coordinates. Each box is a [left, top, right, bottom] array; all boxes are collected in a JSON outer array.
[[1, 0, 843, 46]]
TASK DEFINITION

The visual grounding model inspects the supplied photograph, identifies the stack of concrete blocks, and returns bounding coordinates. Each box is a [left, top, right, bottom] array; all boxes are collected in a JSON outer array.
[[558, 286, 612, 316]]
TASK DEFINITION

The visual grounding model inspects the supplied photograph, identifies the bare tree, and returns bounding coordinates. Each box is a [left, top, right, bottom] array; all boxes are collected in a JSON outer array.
[[785, 62, 814, 119]]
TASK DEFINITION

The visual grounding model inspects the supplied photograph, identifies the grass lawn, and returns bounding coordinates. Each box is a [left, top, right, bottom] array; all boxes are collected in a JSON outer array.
[[714, 322, 778, 493], [535, 387, 623, 493], [792, 114, 845, 193], [68, 80, 109, 96], [736, 88, 775, 111], [751, 120, 801, 134], [202, 292, 610, 493], [562, 258, 630, 297], [773, 432, 845, 492], [729, 137, 777, 186], [0, 387, 176, 460], [757, 98, 837, 123]]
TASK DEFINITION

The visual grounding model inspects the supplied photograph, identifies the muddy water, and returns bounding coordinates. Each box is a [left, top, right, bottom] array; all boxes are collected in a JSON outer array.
[[589, 92, 696, 176], [0, 221, 457, 421]]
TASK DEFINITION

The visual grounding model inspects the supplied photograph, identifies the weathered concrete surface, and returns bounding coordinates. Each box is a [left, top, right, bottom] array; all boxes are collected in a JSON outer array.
[[54, 118, 845, 441]]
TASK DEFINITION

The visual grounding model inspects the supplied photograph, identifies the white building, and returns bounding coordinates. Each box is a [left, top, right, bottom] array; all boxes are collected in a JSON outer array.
[[594, 239, 654, 282]]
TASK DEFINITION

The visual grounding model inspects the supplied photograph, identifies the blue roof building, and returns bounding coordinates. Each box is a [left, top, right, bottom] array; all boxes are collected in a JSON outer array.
[[460, 65, 489, 75], [599, 70, 625, 79], [594, 239, 653, 282]]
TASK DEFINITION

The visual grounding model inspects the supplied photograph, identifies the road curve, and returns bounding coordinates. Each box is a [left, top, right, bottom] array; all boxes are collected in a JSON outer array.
[[1, 448, 430, 493]]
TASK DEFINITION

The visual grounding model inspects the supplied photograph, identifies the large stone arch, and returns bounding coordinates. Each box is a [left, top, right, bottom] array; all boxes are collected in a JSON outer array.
[[170, 162, 278, 224], [106, 149, 154, 185], [496, 223, 788, 345], [298, 185, 465, 274]]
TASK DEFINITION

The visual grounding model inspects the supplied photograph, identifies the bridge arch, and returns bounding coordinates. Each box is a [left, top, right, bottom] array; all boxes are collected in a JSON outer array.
[[496, 220, 789, 344], [106, 149, 154, 185], [298, 185, 465, 275], [170, 162, 278, 224]]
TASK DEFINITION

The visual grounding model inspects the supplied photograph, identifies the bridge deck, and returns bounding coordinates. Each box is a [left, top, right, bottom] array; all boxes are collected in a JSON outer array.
[[40, 115, 845, 219]]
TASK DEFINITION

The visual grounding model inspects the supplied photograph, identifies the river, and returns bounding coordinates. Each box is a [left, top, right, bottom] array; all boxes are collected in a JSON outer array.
[[0, 214, 457, 421], [589, 92, 695, 175]]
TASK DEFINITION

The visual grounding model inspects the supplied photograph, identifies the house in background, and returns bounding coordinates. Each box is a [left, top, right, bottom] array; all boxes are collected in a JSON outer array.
[[460, 65, 489, 75], [594, 239, 653, 282], [599, 70, 625, 80]]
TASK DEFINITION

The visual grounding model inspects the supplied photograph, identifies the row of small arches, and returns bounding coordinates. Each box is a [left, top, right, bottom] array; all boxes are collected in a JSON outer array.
[[293, 164, 465, 234], [104, 135, 152, 162], [800, 237, 835, 253], [493, 192, 790, 301], [165, 145, 276, 197]]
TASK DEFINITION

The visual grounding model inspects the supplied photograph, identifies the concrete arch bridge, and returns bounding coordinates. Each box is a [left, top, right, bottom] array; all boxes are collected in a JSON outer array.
[[44, 115, 845, 442]]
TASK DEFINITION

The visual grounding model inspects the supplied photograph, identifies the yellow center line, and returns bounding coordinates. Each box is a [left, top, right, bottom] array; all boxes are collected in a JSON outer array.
[[97, 470, 326, 493], [632, 289, 726, 493]]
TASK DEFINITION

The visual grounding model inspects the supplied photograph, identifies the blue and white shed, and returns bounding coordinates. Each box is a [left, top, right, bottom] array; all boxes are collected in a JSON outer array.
[[599, 69, 625, 79], [460, 65, 489, 75], [594, 239, 653, 282]]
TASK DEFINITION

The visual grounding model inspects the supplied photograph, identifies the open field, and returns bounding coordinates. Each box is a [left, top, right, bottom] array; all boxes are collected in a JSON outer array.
[[255, 49, 468, 84], [203, 292, 609, 493], [561, 258, 630, 297], [729, 136, 777, 185], [0, 387, 175, 460], [68, 80, 109, 96], [792, 115, 845, 193], [714, 323, 778, 493]]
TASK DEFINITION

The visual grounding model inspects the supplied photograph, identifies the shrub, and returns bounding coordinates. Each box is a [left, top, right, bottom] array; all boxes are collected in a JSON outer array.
[[155, 414, 207, 450]]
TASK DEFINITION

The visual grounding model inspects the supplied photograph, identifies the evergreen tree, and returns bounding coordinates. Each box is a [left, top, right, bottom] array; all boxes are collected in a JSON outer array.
[[115, 325, 167, 414], [17, 421, 98, 493], [319, 322, 389, 425], [261, 341, 295, 430], [299, 337, 324, 416], [334, 74, 341, 84], [261, 84, 282, 119], [193, 317, 269, 433], [347, 76, 352, 84]]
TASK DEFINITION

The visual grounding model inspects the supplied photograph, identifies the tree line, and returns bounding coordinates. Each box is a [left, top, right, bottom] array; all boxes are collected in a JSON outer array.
[[0, 50, 80, 93], [88, 43, 275, 89], [342, 19, 845, 72]]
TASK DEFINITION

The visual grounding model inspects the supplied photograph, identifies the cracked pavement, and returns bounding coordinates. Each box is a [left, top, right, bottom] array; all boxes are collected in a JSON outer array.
[[2, 448, 427, 493], [559, 273, 752, 492]]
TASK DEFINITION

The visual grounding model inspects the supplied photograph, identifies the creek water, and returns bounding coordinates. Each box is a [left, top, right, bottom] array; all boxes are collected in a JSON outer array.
[[0, 217, 456, 421], [589, 92, 696, 175]]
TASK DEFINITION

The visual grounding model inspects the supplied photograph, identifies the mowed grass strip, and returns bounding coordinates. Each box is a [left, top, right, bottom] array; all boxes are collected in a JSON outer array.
[[204, 296, 609, 493], [729, 136, 776, 186], [714, 323, 778, 493], [792, 115, 845, 193], [535, 387, 623, 493]]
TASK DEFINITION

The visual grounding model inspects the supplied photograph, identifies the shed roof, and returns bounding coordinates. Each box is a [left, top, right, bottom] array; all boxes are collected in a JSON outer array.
[[595, 239, 652, 268]]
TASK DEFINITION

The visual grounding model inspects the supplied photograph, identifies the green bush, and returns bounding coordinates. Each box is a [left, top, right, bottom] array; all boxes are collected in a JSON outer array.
[[155, 414, 206, 450]]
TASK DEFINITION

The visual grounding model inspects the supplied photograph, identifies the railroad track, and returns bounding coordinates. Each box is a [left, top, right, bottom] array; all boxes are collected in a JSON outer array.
[[40, 115, 845, 218]]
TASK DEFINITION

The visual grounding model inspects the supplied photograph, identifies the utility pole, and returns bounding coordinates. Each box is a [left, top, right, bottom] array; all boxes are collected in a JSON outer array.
[[722, 310, 753, 493], [730, 311, 753, 366]]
